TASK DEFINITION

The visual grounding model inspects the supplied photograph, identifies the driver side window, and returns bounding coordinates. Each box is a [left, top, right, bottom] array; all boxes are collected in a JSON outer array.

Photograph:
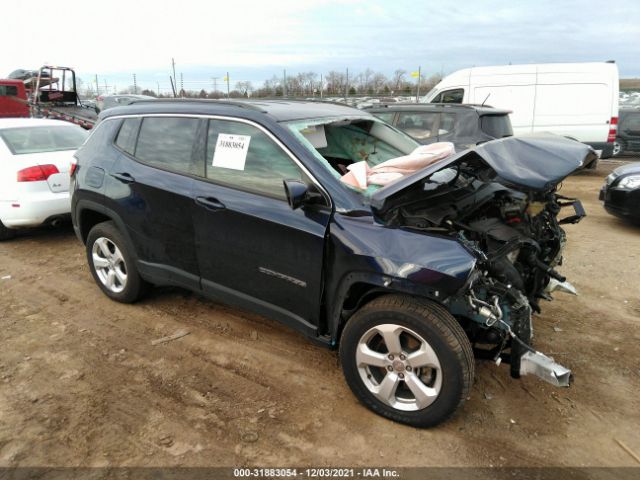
[[205, 119, 305, 200], [433, 89, 464, 104]]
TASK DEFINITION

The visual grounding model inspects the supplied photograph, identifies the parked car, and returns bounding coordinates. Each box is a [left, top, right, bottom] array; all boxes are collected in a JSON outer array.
[[7, 69, 50, 81], [364, 103, 513, 152], [71, 100, 593, 427], [599, 162, 640, 223], [422, 62, 619, 160], [0, 118, 89, 240], [95, 94, 155, 113], [613, 108, 640, 157], [80, 98, 97, 111]]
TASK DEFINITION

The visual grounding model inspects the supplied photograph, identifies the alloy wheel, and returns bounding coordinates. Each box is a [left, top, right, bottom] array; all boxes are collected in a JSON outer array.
[[356, 323, 442, 411], [613, 141, 622, 156], [91, 237, 128, 293]]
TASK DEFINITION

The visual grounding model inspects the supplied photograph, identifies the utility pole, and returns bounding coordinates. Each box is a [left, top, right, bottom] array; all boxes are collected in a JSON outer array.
[[416, 66, 421, 102], [180, 73, 184, 97], [104, 80, 108, 95], [226, 72, 230, 98], [283, 69, 287, 97], [172, 58, 177, 93], [157, 81, 160, 97], [133, 73, 137, 94], [345, 68, 349, 99], [95, 74, 100, 96], [320, 74, 323, 99], [211, 77, 219, 97]]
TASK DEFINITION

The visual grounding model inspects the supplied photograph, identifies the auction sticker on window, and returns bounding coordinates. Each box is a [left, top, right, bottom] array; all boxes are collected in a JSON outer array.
[[212, 134, 251, 170]]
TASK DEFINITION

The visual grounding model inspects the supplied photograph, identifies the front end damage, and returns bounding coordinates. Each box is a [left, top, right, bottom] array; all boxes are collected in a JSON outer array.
[[371, 134, 596, 387]]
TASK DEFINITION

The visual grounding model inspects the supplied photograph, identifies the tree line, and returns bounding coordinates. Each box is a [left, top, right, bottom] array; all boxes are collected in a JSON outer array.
[[102, 69, 443, 98]]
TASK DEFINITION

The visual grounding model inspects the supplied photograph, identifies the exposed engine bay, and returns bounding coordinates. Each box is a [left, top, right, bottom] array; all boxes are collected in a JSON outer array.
[[370, 135, 596, 387], [288, 116, 594, 388]]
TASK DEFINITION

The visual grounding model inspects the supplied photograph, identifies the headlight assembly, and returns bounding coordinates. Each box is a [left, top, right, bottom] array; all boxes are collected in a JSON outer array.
[[617, 175, 640, 190]]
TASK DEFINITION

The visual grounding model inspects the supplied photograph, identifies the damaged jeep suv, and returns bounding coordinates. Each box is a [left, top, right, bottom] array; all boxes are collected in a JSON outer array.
[[71, 99, 592, 427]]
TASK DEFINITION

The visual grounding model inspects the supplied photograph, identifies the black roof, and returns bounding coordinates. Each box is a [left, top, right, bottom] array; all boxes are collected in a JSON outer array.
[[365, 102, 512, 116], [101, 98, 368, 122]]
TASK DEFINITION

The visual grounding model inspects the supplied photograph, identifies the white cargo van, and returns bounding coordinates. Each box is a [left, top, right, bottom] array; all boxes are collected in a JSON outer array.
[[422, 62, 619, 161]]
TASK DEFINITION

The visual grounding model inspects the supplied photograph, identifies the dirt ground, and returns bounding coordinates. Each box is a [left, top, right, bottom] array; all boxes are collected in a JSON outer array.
[[1, 159, 639, 469]]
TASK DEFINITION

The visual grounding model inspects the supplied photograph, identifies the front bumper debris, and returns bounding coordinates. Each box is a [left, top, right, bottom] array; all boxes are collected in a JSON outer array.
[[519, 350, 572, 387], [545, 278, 578, 296]]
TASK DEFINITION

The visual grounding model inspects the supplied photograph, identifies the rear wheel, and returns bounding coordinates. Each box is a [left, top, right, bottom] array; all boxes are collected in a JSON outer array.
[[0, 220, 16, 241], [613, 138, 626, 157], [339, 294, 474, 428], [86, 221, 147, 303]]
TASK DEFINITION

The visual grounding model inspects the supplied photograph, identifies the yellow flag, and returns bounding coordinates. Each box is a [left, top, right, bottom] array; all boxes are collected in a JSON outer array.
[[410, 71, 420, 78], [223, 76, 229, 81]]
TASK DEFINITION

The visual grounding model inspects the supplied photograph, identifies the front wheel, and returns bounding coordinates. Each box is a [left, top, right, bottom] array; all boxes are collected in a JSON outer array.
[[339, 295, 474, 428], [86, 221, 147, 303]]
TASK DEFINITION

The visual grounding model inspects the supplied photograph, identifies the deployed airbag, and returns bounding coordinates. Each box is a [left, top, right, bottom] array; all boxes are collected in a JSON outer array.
[[341, 142, 455, 188]]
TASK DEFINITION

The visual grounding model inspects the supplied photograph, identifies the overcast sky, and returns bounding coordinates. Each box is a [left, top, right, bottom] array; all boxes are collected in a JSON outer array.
[[3, 0, 639, 93]]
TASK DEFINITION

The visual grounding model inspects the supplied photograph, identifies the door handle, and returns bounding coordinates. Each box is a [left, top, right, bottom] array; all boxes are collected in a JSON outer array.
[[195, 196, 226, 211], [111, 172, 135, 183]]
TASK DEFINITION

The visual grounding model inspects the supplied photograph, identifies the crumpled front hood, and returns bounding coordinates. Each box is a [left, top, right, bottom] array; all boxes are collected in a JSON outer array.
[[370, 133, 597, 211]]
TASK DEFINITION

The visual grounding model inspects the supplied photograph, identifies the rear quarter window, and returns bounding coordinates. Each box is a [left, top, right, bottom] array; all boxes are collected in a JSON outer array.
[[480, 115, 513, 138], [115, 117, 141, 155]]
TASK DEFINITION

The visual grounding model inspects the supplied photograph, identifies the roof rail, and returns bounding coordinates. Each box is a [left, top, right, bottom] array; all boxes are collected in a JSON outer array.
[[129, 98, 268, 113]]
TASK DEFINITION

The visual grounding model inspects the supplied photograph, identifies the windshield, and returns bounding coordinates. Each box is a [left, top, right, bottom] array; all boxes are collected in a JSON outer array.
[[0, 125, 88, 155], [286, 116, 420, 195]]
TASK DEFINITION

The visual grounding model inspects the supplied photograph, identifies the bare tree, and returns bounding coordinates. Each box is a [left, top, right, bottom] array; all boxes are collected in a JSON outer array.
[[391, 69, 407, 92], [235, 81, 253, 97], [326, 71, 346, 95]]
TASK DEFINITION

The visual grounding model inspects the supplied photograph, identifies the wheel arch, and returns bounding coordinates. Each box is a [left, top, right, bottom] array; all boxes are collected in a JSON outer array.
[[328, 272, 449, 347], [75, 200, 137, 258]]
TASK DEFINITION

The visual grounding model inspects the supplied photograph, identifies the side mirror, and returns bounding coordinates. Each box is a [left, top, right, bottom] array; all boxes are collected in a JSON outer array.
[[283, 179, 309, 210], [283, 179, 323, 210]]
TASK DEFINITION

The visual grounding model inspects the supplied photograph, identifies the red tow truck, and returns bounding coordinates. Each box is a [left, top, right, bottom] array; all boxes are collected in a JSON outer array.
[[0, 65, 97, 129], [0, 79, 29, 118]]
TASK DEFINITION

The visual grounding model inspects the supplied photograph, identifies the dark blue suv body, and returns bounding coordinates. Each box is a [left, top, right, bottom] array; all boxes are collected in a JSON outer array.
[[71, 99, 591, 427]]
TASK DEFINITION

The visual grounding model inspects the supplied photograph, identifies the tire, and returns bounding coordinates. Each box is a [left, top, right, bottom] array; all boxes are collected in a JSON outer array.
[[339, 294, 474, 428], [86, 221, 147, 303], [613, 138, 626, 158], [0, 220, 16, 241]]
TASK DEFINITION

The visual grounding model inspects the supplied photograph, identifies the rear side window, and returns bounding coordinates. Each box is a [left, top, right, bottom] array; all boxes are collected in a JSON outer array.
[[372, 112, 395, 123], [0, 85, 19, 96], [480, 115, 513, 138], [439, 113, 456, 135], [622, 113, 640, 130], [134, 117, 201, 175], [396, 112, 438, 140], [0, 126, 88, 154], [433, 89, 464, 104], [206, 119, 303, 200], [115, 118, 141, 155]]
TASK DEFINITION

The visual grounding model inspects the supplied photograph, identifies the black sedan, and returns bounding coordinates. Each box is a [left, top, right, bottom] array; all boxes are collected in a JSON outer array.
[[600, 162, 640, 223]]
